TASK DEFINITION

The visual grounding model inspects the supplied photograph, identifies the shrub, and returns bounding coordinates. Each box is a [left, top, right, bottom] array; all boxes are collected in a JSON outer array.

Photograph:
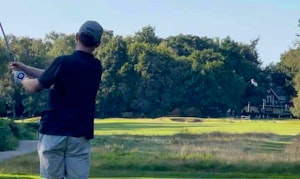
[[9, 122, 26, 139], [0, 118, 37, 151], [23, 122, 40, 132], [10, 122, 36, 140], [0, 119, 18, 151]]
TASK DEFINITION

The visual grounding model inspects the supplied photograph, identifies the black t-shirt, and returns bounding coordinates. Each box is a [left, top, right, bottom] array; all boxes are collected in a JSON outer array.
[[38, 50, 102, 140]]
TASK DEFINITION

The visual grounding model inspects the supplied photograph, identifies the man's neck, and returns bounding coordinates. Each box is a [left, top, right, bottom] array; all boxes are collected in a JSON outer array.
[[76, 44, 94, 54]]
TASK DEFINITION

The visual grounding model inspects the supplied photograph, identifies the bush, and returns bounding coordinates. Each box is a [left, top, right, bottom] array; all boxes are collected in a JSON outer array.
[[9, 122, 36, 140], [0, 118, 37, 151], [9, 122, 26, 139], [23, 122, 40, 132], [0, 119, 18, 151]]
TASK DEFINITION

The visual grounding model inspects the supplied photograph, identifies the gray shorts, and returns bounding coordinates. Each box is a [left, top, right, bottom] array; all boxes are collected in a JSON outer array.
[[38, 134, 91, 179]]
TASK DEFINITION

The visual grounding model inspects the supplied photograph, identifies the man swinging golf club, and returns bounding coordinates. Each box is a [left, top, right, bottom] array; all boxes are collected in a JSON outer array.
[[10, 20, 103, 179]]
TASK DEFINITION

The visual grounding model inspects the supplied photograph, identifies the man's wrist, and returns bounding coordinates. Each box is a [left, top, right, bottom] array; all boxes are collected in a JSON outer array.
[[21, 65, 28, 73]]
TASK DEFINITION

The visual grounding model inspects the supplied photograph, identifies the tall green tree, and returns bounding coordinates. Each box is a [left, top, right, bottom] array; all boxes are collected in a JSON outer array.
[[47, 33, 75, 58], [0, 44, 12, 116], [135, 26, 161, 45], [133, 44, 176, 117], [0, 26, 268, 118], [166, 34, 217, 56], [218, 37, 266, 110], [281, 45, 300, 117], [96, 35, 128, 117]]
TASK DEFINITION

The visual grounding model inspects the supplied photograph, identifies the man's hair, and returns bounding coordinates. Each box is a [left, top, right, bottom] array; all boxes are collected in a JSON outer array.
[[78, 32, 100, 47]]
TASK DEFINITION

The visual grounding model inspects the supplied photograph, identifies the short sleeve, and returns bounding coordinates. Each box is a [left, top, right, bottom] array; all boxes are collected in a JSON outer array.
[[38, 58, 63, 88]]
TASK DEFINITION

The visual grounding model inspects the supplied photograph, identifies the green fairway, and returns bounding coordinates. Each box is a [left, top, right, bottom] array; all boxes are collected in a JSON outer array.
[[94, 118, 300, 136], [1, 118, 300, 179]]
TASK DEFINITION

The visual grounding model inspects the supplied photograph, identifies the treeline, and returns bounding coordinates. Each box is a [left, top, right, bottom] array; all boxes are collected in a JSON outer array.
[[0, 26, 299, 118]]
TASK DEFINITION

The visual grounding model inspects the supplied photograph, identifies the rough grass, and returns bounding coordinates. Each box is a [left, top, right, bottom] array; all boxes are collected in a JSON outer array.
[[2, 133, 300, 177], [89, 133, 300, 174]]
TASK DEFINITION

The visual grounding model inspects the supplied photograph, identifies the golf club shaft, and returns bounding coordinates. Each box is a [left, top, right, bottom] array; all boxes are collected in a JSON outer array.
[[0, 22, 14, 62]]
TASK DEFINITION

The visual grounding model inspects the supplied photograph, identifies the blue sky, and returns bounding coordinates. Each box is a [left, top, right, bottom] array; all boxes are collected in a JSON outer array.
[[0, 0, 299, 66]]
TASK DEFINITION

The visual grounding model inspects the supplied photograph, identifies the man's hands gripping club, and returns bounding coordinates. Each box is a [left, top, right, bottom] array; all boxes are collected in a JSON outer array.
[[9, 62, 43, 93], [13, 70, 27, 84], [10, 62, 28, 85]]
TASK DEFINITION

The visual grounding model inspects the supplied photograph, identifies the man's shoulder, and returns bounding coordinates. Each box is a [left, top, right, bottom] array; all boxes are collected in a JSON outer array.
[[55, 52, 102, 68], [53, 54, 70, 63], [53, 53, 78, 65], [93, 57, 102, 66], [56, 54, 74, 60]]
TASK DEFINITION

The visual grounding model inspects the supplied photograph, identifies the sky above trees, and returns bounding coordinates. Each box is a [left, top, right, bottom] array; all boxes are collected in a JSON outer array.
[[0, 0, 299, 66]]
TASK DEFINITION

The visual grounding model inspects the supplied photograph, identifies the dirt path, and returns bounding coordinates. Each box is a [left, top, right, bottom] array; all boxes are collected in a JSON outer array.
[[0, 140, 37, 161]]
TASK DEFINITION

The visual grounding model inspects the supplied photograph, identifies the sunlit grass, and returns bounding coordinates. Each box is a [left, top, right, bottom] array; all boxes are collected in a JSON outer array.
[[94, 118, 300, 136]]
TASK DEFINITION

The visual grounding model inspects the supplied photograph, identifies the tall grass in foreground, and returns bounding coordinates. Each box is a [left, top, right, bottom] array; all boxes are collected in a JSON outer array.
[[1, 133, 300, 177], [88, 133, 300, 176]]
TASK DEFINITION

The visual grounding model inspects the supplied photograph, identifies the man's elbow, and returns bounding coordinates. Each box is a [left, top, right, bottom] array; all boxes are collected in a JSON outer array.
[[24, 86, 41, 93], [22, 79, 43, 93]]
